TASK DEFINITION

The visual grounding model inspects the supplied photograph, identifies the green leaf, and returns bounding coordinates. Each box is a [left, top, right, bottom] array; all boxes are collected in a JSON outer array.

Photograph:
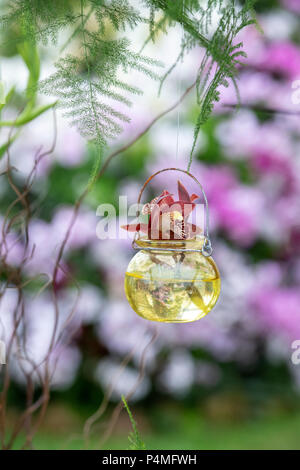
[[0, 101, 57, 128], [0, 86, 16, 112], [0, 81, 5, 105], [122, 395, 146, 450], [0, 132, 20, 159], [0, 41, 55, 128], [17, 40, 40, 107]]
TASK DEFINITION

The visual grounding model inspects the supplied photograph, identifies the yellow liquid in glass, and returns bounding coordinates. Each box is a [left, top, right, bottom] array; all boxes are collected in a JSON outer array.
[[125, 273, 221, 323]]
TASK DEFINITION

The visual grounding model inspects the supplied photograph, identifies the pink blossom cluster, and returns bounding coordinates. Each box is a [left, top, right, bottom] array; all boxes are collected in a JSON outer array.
[[2, 3, 300, 399]]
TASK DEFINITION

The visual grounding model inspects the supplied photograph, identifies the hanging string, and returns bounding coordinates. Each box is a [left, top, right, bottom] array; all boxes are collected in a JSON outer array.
[[175, 0, 185, 166]]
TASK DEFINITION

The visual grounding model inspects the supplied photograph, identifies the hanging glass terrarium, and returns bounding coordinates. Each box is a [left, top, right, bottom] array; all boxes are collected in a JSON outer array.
[[122, 168, 221, 323]]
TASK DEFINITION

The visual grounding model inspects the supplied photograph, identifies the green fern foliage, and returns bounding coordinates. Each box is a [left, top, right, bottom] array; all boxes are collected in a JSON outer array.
[[122, 395, 146, 450], [93, 0, 144, 32], [0, 0, 257, 170], [187, 0, 257, 168], [143, 0, 257, 169], [1, 0, 76, 44], [40, 36, 161, 147]]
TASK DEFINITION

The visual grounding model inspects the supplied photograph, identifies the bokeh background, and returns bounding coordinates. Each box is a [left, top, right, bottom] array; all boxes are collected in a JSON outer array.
[[1, 0, 300, 449]]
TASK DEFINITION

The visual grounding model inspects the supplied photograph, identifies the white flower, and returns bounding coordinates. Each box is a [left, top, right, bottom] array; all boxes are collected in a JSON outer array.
[[95, 358, 150, 402]]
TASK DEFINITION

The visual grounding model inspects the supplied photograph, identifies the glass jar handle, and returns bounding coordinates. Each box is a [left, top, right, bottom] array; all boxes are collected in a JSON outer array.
[[135, 167, 213, 257]]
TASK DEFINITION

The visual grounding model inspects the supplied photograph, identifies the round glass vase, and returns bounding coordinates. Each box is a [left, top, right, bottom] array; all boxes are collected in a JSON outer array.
[[124, 237, 221, 323]]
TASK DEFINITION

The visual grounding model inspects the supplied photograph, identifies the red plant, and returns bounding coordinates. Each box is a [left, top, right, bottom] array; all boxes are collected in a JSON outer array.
[[122, 180, 202, 240]]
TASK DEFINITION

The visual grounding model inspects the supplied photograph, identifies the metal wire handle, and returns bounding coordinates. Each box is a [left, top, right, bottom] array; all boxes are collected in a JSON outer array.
[[133, 167, 213, 257]]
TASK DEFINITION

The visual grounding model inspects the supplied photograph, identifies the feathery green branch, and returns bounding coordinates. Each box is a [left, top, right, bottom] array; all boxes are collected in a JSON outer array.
[[0, 0, 257, 171], [122, 395, 146, 450]]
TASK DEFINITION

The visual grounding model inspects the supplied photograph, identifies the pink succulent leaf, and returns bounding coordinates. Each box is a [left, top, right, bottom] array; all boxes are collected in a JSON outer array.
[[186, 223, 202, 237], [122, 181, 202, 239], [156, 191, 175, 207], [148, 205, 161, 239], [141, 204, 152, 215], [142, 191, 174, 215], [177, 180, 191, 202], [121, 223, 148, 233], [190, 197, 203, 205], [160, 201, 195, 219]]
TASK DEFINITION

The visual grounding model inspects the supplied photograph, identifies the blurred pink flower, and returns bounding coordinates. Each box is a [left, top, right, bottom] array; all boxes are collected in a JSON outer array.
[[148, 161, 265, 245], [254, 262, 284, 289], [0, 229, 24, 266], [90, 227, 133, 298], [25, 207, 96, 278], [274, 194, 300, 235], [217, 71, 276, 109], [200, 166, 263, 245], [251, 149, 295, 191], [0, 288, 19, 342], [235, 26, 265, 67], [55, 128, 86, 167], [157, 349, 195, 397], [95, 358, 150, 402], [250, 287, 300, 340], [97, 298, 157, 367], [213, 187, 263, 245], [217, 115, 294, 161], [2, 291, 82, 389], [216, 110, 259, 157], [293, 259, 300, 283], [281, 0, 300, 13], [120, 109, 149, 141], [52, 206, 96, 250], [262, 41, 300, 80]]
